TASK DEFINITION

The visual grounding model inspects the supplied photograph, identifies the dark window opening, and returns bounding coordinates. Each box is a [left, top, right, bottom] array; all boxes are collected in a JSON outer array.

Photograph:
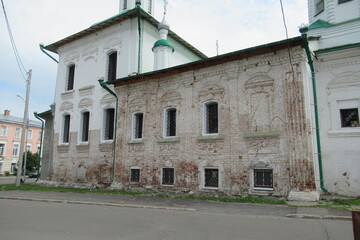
[[254, 169, 273, 188], [162, 168, 174, 185], [131, 168, 140, 182], [165, 108, 176, 137], [205, 168, 219, 187], [340, 108, 359, 127], [107, 52, 117, 81], [205, 102, 218, 134], [81, 112, 90, 142], [134, 113, 143, 139], [104, 108, 115, 140], [148, 0, 152, 13], [338, 0, 352, 3], [63, 115, 70, 143], [315, 0, 324, 15], [67, 64, 75, 91], [123, 0, 127, 9]]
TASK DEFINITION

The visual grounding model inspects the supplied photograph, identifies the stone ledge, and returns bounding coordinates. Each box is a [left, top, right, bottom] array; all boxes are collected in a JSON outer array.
[[244, 131, 281, 139], [157, 137, 180, 143], [127, 140, 144, 144], [196, 134, 225, 141]]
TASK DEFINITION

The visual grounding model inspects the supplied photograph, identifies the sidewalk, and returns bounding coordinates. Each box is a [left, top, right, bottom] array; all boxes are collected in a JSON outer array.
[[0, 190, 352, 220]]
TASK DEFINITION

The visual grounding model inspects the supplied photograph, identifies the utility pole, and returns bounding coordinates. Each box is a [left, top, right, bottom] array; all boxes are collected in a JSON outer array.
[[15, 70, 32, 187]]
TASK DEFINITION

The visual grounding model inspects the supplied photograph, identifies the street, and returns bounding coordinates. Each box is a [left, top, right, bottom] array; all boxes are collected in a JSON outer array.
[[0, 198, 352, 240], [0, 176, 36, 185]]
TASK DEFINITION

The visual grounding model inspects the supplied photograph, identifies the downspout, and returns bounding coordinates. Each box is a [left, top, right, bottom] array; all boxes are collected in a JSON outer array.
[[300, 30, 328, 193], [98, 79, 118, 184], [33, 112, 44, 181], [39, 44, 59, 63], [136, 2, 142, 74]]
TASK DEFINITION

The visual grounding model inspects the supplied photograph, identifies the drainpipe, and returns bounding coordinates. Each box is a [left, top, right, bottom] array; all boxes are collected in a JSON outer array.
[[34, 112, 44, 181], [136, 1, 142, 74], [300, 30, 328, 193], [98, 79, 118, 184], [39, 44, 59, 63]]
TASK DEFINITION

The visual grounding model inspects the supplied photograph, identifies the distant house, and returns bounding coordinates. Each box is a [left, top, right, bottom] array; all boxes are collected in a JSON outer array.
[[0, 110, 42, 175]]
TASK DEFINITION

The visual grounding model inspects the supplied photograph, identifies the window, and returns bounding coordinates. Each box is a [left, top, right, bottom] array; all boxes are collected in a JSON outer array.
[[205, 168, 219, 188], [63, 114, 71, 143], [315, 0, 324, 15], [130, 167, 140, 182], [104, 108, 115, 140], [162, 168, 174, 185], [27, 129, 33, 140], [338, 0, 352, 3], [12, 143, 19, 156], [14, 128, 21, 138], [0, 143, 5, 156], [26, 143, 32, 152], [10, 163, 17, 174], [38, 131, 42, 141], [204, 101, 218, 134], [107, 52, 117, 81], [254, 169, 273, 189], [67, 64, 75, 91], [132, 112, 143, 139], [340, 108, 359, 127], [148, 0, 152, 14], [164, 108, 176, 137], [0, 126, 8, 137], [80, 111, 90, 142], [123, 0, 127, 10]]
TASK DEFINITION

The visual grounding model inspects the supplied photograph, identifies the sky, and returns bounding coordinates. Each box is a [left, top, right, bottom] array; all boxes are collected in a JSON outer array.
[[0, 0, 308, 120]]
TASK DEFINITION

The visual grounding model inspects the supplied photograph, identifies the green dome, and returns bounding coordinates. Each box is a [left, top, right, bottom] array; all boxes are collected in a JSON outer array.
[[152, 39, 174, 52]]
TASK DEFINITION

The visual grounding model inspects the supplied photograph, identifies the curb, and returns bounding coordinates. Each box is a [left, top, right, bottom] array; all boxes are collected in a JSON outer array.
[[0, 196, 196, 212], [286, 214, 352, 221]]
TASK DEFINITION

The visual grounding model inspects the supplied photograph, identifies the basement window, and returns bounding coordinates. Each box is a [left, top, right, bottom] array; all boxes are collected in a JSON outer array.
[[254, 169, 273, 189], [204, 168, 219, 188], [162, 168, 174, 185], [340, 108, 359, 127], [130, 167, 140, 182]]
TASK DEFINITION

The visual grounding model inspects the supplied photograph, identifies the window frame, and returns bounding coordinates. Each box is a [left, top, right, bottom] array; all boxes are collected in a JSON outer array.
[[203, 100, 219, 136], [79, 111, 90, 143], [253, 169, 273, 190], [26, 143, 32, 152], [12, 143, 19, 156], [27, 129, 33, 140], [130, 166, 140, 183], [103, 108, 115, 141], [14, 127, 21, 138], [132, 112, 144, 140], [162, 167, 175, 186], [66, 64, 75, 91], [314, 0, 325, 16], [107, 51, 117, 81], [204, 167, 219, 189], [0, 143, 6, 156], [62, 114, 71, 144], [340, 108, 359, 128], [147, 0, 152, 14], [0, 125, 8, 137], [163, 107, 177, 138], [123, 0, 127, 10]]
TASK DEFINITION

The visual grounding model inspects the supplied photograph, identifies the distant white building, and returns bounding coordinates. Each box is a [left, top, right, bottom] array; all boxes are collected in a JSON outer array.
[[302, 0, 360, 197]]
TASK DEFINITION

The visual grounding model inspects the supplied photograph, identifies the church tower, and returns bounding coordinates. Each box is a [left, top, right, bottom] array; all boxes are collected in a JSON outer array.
[[119, 0, 155, 15]]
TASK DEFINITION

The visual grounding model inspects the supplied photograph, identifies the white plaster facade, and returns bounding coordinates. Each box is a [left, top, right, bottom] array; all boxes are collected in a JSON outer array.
[[305, 0, 360, 196]]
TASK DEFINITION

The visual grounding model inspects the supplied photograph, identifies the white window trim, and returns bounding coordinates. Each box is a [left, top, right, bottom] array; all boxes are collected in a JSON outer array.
[[27, 129, 33, 140], [163, 107, 177, 138], [26, 143, 32, 152], [130, 166, 141, 183], [101, 107, 115, 143], [0, 126, 8, 137], [252, 168, 274, 191], [0, 141, 6, 156], [161, 167, 175, 186], [132, 111, 144, 140], [203, 166, 220, 190], [14, 128, 21, 138], [78, 110, 90, 144], [106, 50, 118, 81], [202, 100, 219, 136], [12, 143, 20, 156]]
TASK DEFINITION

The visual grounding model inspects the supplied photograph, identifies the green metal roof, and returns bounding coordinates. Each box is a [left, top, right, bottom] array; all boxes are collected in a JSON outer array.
[[152, 39, 174, 51], [308, 19, 333, 30]]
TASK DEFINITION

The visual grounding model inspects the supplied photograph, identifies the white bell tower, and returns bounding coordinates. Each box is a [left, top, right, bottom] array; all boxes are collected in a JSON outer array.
[[119, 0, 155, 15]]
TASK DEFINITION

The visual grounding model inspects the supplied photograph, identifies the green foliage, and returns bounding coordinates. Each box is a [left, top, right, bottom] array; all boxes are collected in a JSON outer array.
[[22, 151, 40, 174], [5, 171, 10, 176], [330, 198, 360, 206]]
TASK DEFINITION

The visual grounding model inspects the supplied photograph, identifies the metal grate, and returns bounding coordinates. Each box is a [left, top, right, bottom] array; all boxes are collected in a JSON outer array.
[[206, 102, 218, 134], [162, 168, 174, 185], [107, 52, 117, 81], [67, 64, 75, 91], [340, 108, 359, 127], [131, 168, 140, 182], [205, 169, 219, 187], [104, 108, 115, 140], [254, 169, 273, 188], [166, 108, 176, 137]]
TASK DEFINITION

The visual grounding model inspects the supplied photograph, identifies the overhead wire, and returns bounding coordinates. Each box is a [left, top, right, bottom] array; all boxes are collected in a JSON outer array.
[[1, 0, 28, 80]]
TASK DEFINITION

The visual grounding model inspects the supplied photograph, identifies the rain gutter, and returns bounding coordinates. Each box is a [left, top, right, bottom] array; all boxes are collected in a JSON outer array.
[[33, 112, 44, 181], [39, 44, 59, 63], [137, 2, 142, 74]]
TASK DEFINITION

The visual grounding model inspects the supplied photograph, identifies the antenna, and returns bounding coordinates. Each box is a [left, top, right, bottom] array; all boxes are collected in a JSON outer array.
[[216, 40, 219, 56]]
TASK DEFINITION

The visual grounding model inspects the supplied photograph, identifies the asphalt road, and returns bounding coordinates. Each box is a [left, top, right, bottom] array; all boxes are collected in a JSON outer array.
[[0, 198, 353, 240], [0, 176, 36, 184]]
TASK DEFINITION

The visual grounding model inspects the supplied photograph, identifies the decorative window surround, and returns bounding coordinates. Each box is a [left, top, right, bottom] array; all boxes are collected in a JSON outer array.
[[79, 85, 94, 96], [61, 90, 75, 100]]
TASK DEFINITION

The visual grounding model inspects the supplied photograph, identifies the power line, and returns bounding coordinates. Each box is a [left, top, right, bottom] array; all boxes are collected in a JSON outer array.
[[1, 0, 28, 80]]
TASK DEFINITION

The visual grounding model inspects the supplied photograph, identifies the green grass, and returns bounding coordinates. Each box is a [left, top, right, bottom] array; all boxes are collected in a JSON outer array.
[[329, 198, 360, 206], [0, 184, 286, 205]]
